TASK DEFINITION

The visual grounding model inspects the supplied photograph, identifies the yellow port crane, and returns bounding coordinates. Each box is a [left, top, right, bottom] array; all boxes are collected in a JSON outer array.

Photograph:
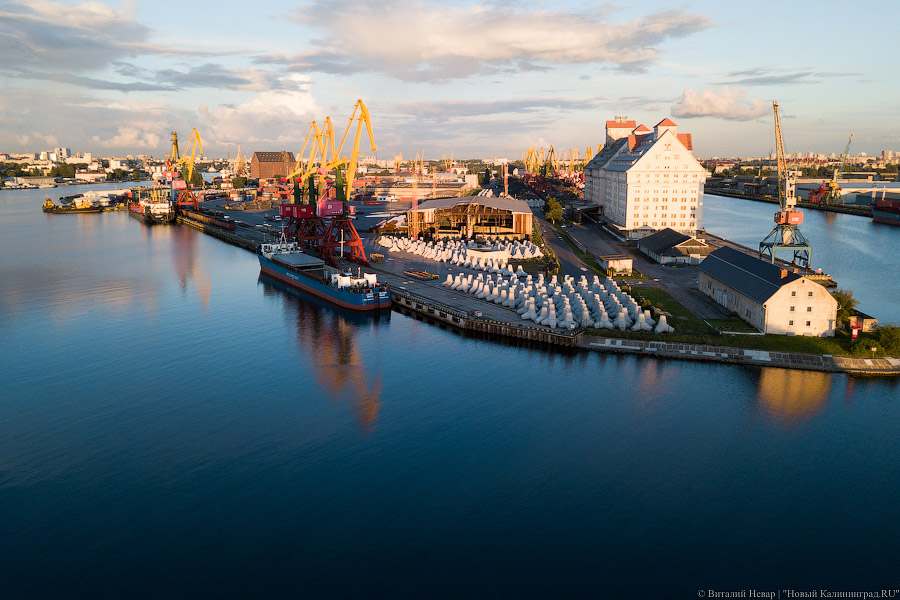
[[286, 99, 377, 204], [173, 128, 203, 187], [168, 131, 181, 164]]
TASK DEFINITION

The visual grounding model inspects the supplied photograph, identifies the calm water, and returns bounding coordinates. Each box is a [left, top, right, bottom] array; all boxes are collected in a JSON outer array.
[[2, 185, 899, 599]]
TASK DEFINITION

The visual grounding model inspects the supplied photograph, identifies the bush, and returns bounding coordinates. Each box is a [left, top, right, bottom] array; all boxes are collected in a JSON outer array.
[[878, 325, 900, 355]]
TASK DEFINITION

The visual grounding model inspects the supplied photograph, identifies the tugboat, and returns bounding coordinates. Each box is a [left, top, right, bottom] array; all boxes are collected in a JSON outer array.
[[41, 195, 104, 214], [128, 187, 175, 224], [257, 236, 391, 311]]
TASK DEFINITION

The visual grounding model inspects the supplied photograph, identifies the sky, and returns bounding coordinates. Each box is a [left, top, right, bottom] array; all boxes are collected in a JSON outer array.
[[1, 0, 898, 160]]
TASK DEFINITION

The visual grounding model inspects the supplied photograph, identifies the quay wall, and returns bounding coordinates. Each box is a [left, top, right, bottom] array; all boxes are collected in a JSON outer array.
[[173, 215, 900, 375]]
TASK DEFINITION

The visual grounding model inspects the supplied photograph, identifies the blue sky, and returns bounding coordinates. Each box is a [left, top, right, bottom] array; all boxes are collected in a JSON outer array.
[[1, 0, 898, 159]]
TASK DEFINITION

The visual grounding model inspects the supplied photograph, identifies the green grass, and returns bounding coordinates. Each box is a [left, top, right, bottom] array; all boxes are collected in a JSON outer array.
[[585, 285, 894, 356], [706, 318, 759, 333]]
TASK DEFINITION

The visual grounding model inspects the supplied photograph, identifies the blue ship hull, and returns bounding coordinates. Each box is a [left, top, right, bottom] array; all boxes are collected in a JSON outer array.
[[258, 253, 391, 311]]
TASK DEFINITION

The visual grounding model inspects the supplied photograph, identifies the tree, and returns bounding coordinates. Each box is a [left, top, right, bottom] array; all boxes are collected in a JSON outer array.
[[189, 169, 204, 187], [544, 198, 563, 224], [231, 176, 247, 189], [832, 288, 858, 328], [878, 325, 900, 355], [482, 168, 491, 185]]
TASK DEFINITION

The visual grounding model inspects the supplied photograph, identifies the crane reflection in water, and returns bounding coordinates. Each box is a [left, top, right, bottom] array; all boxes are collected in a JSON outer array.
[[259, 275, 389, 432], [171, 224, 211, 308]]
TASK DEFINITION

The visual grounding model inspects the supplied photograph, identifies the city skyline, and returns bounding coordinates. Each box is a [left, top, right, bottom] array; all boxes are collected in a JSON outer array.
[[1, 0, 898, 159]]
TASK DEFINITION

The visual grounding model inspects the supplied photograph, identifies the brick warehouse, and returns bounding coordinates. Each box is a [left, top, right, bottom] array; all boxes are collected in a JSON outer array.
[[250, 151, 295, 180]]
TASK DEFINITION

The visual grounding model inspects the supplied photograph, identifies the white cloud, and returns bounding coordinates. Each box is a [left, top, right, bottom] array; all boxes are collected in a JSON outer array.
[[199, 75, 323, 148], [91, 126, 161, 149], [277, 1, 713, 80], [672, 87, 768, 121], [16, 134, 31, 145], [33, 133, 59, 147]]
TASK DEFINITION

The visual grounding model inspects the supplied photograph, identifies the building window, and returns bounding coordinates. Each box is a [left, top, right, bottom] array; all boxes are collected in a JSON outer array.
[[790, 306, 795, 312], [791, 291, 796, 297], [806, 321, 811, 327], [807, 306, 812, 312], [808, 291, 813, 297], [789, 320, 794, 326]]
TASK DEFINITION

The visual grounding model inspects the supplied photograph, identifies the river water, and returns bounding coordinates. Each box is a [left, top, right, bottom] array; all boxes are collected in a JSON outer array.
[[2, 184, 899, 599]]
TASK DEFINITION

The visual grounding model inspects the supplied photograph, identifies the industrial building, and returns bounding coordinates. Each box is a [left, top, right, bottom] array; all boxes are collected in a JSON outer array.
[[698, 247, 837, 337], [250, 151, 295, 180], [405, 196, 533, 241], [636, 228, 713, 265], [584, 117, 707, 240]]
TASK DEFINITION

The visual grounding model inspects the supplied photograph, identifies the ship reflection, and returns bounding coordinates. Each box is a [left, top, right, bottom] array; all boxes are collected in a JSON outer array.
[[755, 368, 831, 423], [172, 225, 211, 308], [259, 275, 390, 432]]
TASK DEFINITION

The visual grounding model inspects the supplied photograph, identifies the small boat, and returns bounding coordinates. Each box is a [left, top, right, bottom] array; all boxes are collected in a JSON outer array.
[[41, 195, 104, 214], [258, 238, 391, 311]]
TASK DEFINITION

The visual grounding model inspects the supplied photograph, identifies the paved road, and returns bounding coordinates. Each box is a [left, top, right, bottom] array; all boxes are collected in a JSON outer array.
[[562, 221, 732, 320], [530, 209, 592, 277]]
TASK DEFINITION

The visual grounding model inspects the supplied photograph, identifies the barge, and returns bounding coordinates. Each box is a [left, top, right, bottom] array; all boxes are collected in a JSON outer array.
[[258, 239, 391, 311]]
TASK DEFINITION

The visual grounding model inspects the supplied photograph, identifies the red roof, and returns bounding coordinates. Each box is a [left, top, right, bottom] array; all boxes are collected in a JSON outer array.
[[677, 133, 693, 151], [634, 124, 650, 133], [607, 119, 636, 129], [656, 118, 677, 127]]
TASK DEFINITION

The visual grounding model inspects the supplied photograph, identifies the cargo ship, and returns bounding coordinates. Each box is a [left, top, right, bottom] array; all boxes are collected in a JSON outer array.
[[128, 188, 174, 224], [258, 239, 391, 311], [871, 192, 900, 226]]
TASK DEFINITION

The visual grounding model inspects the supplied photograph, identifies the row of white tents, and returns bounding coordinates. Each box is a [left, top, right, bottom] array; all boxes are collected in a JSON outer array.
[[442, 272, 674, 333]]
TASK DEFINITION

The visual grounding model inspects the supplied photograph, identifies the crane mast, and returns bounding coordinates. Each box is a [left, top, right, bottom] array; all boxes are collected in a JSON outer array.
[[759, 101, 812, 268]]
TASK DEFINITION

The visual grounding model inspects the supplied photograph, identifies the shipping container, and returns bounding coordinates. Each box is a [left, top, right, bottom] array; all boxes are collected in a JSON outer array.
[[317, 200, 344, 217], [280, 204, 315, 218]]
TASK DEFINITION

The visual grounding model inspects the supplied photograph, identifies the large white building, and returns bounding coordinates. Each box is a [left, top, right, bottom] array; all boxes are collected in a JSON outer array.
[[585, 117, 707, 240]]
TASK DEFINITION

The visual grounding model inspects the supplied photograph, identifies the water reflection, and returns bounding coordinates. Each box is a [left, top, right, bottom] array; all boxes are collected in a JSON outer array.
[[259, 276, 390, 432], [171, 226, 211, 308], [756, 368, 831, 423]]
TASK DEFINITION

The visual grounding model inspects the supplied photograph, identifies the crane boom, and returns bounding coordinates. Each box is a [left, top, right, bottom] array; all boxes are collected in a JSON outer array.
[[759, 101, 812, 267], [773, 101, 794, 211]]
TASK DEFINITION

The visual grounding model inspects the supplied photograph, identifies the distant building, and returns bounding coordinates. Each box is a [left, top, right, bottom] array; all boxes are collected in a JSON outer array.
[[596, 254, 633, 275], [698, 246, 837, 337], [584, 117, 707, 240], [75, 171, 106, 182], [636, 228, 713, 265], [250, 151, 295, 180]]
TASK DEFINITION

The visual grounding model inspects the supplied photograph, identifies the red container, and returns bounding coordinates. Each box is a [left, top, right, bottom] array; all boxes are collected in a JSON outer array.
[[280, 204, 315, 218], [173, 180, 187, 190], [317, 200, 344, 217], [347, 205, 356, 215]]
